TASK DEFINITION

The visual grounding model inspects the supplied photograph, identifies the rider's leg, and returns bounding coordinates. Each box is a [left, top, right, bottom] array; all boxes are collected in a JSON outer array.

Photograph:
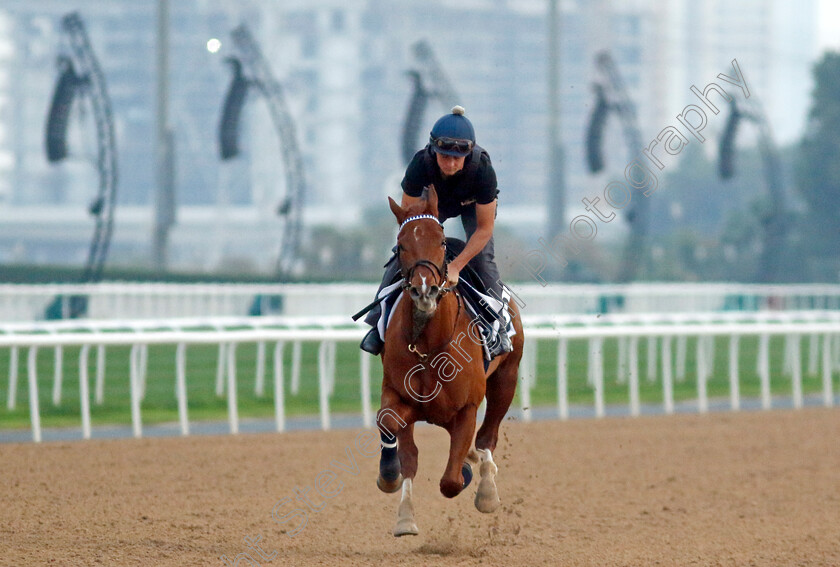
[[459, 205, 512, 356], [361, 251, 401, 355]]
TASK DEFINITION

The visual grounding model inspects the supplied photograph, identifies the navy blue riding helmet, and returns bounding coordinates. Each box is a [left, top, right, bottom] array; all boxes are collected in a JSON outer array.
[[429, 106, 475, 157]]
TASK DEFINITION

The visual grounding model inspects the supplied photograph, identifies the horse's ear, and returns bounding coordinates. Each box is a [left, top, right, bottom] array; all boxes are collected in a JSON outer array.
[[424, 184, 439, 217], [388, 197, 406, 225]]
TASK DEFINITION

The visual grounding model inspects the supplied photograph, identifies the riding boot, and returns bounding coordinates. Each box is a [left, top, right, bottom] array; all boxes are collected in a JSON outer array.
[[498, 326, 514, 354], [488, 325, 514, 358], [359, 251, 400, 355], [360, 327, 384, 355]]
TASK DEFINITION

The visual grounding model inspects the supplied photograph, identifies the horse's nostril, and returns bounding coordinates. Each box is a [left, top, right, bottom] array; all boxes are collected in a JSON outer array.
[[409, 287, 420, 299], [430, 286, 440, 296]]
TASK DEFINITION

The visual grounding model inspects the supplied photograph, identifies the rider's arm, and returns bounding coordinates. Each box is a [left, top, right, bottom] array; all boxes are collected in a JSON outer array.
[[449, 199, 496, 276]]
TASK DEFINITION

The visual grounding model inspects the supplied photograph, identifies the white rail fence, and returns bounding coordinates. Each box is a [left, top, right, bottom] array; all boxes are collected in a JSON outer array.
[[2, 312, 839, 443], [3, 282, 840, 321]]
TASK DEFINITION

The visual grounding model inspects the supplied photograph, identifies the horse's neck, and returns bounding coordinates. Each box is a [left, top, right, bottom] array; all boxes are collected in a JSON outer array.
[[406, 292, 458, 346]]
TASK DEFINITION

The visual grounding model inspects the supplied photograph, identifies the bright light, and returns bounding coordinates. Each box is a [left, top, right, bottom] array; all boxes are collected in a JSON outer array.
[[206, 38, 221, 54]]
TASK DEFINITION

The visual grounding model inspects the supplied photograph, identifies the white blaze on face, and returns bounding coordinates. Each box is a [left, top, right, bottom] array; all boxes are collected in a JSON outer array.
[[420, 275, 427, 296]]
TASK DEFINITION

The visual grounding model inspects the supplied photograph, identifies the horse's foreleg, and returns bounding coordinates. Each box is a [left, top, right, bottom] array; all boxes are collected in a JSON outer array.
[[440, 404, 478, 499], [376, 392, 420, 537], [394, 422, 419, 536], [376, 390, 415, 494]]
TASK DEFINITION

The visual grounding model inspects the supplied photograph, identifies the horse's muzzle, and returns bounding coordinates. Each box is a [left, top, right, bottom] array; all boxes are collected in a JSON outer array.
[[408, 284, 441, 313]]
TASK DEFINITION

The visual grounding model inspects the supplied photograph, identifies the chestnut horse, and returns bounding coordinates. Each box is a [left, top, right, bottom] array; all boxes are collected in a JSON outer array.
[[375, 187, 524, 536]]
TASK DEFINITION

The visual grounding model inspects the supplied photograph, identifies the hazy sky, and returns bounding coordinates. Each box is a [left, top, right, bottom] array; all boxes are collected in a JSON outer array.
[[818, 0, 840, 52]]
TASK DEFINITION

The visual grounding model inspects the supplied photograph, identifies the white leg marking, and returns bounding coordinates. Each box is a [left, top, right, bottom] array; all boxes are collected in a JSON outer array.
[[394, 478, 419, 536], [475, 448, 501, 513]]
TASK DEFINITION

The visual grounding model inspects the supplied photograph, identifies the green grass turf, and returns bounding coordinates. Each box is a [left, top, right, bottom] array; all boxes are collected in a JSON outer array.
[[0, 336, 832, 431]]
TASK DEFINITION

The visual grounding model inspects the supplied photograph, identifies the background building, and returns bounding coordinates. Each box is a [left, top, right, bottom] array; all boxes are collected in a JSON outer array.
[[0, 0, 821, 275]]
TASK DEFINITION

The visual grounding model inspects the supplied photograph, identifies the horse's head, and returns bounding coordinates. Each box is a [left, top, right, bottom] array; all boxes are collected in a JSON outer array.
[[388, 186, 448, 314]]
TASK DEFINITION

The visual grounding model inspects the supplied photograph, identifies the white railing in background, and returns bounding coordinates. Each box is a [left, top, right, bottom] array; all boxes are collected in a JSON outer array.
[[2, 312, 839, 443], [2, 282, 840, 321]]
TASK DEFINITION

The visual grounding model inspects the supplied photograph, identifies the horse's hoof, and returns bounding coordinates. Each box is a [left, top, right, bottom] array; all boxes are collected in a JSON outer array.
[[377, 473, 403, 494], [474, 461, 501, 513], [475, 490, 501, 513], [393, 519, 419, 537]]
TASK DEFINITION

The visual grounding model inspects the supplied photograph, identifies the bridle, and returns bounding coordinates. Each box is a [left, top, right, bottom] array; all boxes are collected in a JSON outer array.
[[396, 214, 453, 297], [397, 214, 460, 360]]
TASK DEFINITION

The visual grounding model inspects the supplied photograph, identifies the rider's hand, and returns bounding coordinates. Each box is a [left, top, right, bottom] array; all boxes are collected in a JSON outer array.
[[447, 265, 460, 287]]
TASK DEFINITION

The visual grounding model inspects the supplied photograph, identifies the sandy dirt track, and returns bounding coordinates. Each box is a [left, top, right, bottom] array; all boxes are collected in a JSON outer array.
[[2, 408, 839, 566]]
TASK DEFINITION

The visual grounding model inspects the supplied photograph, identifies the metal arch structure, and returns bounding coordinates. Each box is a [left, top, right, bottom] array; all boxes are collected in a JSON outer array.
[[400, 40, 461, 165], [584, 51, 648, 282], [717, 96, 787, 283], [43, 12, 118, 318], [47, 12, 118, 284], [218, 24, 305, 277]]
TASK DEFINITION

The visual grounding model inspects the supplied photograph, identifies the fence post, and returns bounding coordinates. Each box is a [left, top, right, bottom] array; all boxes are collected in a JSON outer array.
[[662, 336, 673, 414], [729, 335, 740, 411], [129, 344, 142, 438], [291, 341, 302, 395], [706, 336, 715, 377], [52, 345, 63, 406], [629, 337, 640, 416], [28, 347, 41, 443], [594, 338, 605, 418], [80, 345, 92, 440], [215, 342, 227, 397], [557, 338, 568, 420], [697, 336, 708, 413], [759, 334, 771, 410], [7, 345, 18, 410], [274, 341, 286, 432], [176, 342, 189, 436], [361, 351, 373, 428], [791, 335, 803, 409], [255, 341, 266, 397], [139, 344, 149, 401], [227, 342, 239, 434], [327, 341, 337, 396], [95, 344, 106, 405], [617, 337, 627, 384], [822, 334, 833, 407], [318, 341, 331, 430]]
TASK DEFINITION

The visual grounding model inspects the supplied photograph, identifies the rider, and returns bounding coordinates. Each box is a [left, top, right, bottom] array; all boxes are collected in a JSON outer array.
[[360, 105, 513, 356]]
